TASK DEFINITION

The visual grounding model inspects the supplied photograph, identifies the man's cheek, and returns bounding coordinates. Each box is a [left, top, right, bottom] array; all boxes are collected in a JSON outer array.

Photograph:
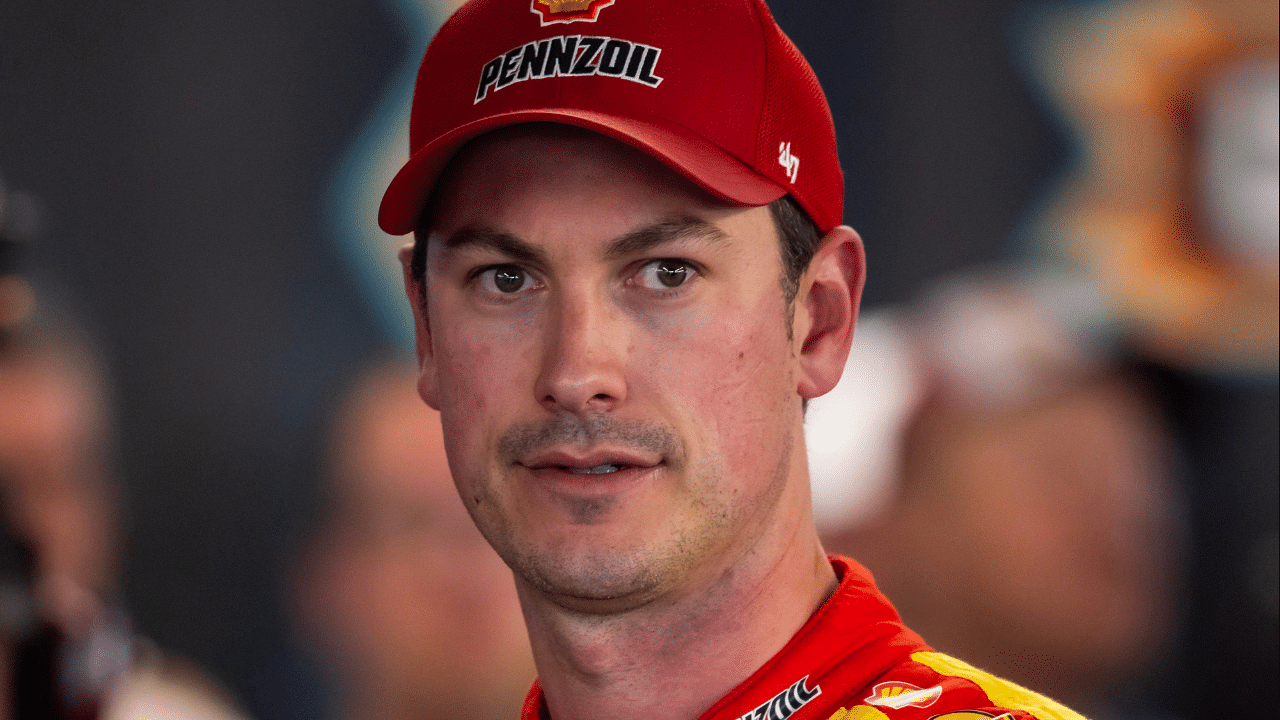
[[701, 320, 778, 394], [447, 349, 493, 413], [661, 321, 778, 421], [440, 320, 506, 409]]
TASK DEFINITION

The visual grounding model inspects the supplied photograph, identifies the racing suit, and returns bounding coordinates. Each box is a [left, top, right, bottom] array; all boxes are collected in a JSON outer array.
[[520, 555, 1087, 720]]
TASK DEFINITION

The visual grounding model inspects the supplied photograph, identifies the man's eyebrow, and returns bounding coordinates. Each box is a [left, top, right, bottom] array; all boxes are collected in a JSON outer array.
[[438, 216, 724, 264], [605, 215, 727, 259], [439, 225, 549, 267]]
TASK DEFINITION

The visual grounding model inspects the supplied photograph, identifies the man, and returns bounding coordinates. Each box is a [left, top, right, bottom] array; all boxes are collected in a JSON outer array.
[[294, 360, 533, 720], [376, 1, 1089, 718]]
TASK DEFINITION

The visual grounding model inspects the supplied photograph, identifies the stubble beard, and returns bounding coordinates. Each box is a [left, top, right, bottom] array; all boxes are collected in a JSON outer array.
[[471, 413, 795, 615]]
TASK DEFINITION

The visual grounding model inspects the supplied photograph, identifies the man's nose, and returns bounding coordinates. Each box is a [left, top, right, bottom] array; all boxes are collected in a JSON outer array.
[[534, 291, 628, 414]]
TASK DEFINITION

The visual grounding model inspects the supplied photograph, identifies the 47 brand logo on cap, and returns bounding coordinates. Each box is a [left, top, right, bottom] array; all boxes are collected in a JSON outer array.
[[532, 0, 616, 25], [777, 142, 799, 183]]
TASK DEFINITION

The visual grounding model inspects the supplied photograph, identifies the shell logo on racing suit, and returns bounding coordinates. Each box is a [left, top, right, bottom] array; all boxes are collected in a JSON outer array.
[[864, 682, 943, 710]]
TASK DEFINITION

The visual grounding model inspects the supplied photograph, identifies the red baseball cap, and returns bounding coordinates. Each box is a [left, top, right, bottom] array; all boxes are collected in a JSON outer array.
[[378, 0, 843, 235]]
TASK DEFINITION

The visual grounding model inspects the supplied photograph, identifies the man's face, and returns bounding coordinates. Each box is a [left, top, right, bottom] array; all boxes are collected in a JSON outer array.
[[412, 126, 810, 612]]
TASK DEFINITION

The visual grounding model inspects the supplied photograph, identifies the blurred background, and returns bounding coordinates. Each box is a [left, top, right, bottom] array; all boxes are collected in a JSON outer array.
[[0, 1, 1274, 719]]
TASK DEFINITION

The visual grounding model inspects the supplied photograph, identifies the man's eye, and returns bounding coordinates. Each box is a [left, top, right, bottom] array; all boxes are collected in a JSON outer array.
[[637, 259, 694, 290], [481, 265, 530, 293]]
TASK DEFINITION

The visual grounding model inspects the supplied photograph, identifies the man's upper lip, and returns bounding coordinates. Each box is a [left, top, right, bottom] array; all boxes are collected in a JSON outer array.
[[520, 448, 661, 470]]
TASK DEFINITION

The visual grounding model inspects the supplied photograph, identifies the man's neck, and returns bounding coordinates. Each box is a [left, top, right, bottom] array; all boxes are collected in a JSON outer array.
[[519, 515, 837, 720]]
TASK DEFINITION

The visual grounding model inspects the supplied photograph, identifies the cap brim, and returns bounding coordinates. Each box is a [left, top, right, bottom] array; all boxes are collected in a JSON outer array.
[[378, 108, 788, 235]]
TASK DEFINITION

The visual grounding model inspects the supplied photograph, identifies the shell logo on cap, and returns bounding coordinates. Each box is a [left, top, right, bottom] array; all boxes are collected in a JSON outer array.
[[531, 0, 616, 26]]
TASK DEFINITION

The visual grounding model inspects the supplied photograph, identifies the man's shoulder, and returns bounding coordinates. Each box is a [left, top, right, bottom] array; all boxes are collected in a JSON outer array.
[[693, 558, 1087, 720], [822, 650, 1088, 720]]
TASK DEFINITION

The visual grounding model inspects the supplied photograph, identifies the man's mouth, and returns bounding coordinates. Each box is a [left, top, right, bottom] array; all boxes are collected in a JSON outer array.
[[521, 449, 657, 476], [567, 464, 625, 475]]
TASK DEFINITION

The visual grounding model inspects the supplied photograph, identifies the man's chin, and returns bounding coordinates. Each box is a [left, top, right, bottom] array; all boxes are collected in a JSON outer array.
[[515, 553, 667, 615]]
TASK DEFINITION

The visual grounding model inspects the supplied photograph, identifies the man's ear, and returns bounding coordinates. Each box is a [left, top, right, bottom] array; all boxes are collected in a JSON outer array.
[[400, 243, 441, 410], [793, 225, 865, 400]]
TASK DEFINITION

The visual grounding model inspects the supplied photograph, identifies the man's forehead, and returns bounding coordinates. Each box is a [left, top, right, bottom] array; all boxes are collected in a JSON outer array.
[[452, 123, 624, 167], [424, 124, 748, 241], [442, 124, 713, 200]]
